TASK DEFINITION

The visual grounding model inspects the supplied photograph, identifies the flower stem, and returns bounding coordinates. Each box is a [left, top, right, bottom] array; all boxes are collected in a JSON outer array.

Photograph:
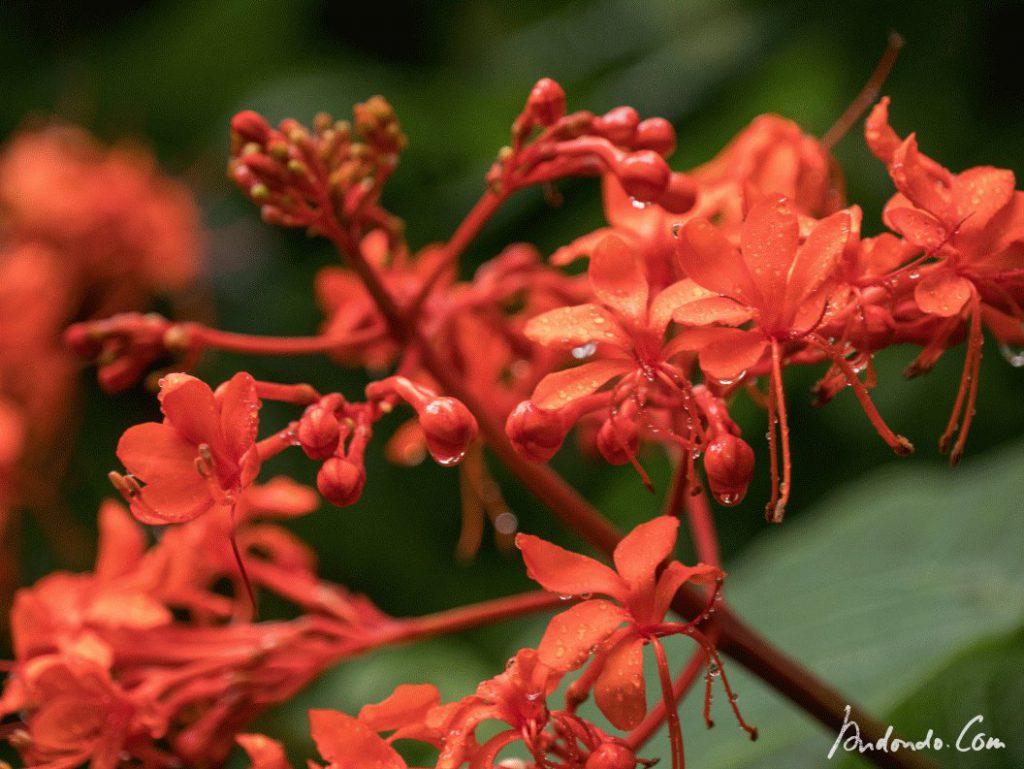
[[184, 323, 385, 356]]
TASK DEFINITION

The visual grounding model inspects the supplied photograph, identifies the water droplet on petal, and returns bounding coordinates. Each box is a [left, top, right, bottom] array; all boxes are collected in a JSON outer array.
[[572, 342, 597, 359]]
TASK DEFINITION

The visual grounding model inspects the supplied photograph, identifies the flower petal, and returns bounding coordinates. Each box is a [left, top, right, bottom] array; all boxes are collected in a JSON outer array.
[[95, 501, 146, 582], [85, 590, 171, 630], [237, 734, 293, 769], [309, 709, 406, 769], [675, 218, 760, 306], [516, 533, 627, 600], [530, 359, 632, 411], [117, 422, 199, 483], [864, 97, 901, 165], [537, 599, 628, 671], [672, 296, 751, 327], [127, 468, 216, 524], [595, 636, 647, 730], [240, 477, 320, 518], [216, 371, 261, 462], [358, 684, 440, 733], [525, 304, 629, 349], [157, 373, 220, 447], [613, 516, 679, 599], [698, 328, 768, 382], [590, 234, 649, 325], [890, 134, 954, 220], [550, 227, 615, 266], [741, 194, 799, 310], [914, 269, 973, 317], [885, 206, 947, 251], [783, 209, 851, 312], [652, 561, 724, 619], [649, 279, 714, 334], [953, 166, 1016, 238]]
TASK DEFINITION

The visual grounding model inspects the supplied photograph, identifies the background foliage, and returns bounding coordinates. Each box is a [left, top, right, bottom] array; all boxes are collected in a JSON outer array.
[[1, 1, 1021, 767]]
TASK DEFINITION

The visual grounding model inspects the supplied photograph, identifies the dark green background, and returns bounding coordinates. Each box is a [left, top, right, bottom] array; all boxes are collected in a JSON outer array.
[[1, 2, 1021, 767]]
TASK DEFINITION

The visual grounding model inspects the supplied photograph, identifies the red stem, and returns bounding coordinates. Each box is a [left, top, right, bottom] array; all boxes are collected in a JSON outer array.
[[683, 486, 721, 569], [185, 323, 384, 356], [443, 189, 507, 264], [377, 590, 566, 645]]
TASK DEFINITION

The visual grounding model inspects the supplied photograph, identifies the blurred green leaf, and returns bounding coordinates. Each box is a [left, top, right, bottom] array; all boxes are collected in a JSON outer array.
[[839, 628, 1024, 769]]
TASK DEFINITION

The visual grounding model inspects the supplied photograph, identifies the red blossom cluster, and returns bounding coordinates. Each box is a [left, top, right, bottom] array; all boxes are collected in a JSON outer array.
[[26, 67, 1022, 769], [0, 124, 202, 624], [0, 479, 403, 769], [237, 518, 749, 769]]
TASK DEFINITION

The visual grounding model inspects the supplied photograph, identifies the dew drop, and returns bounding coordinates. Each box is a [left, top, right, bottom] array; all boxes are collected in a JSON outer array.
[[572, 342, 597, 360], [435, 451, 466, 467], [708, 662, 721, 678], [558, 593, 575, 601], [630, 197, 649, 209], [999, 343, 1024, 368], [671, 222, 682, 238]]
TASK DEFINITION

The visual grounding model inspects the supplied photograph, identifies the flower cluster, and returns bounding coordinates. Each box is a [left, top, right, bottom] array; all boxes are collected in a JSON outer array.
[[0, 482, 395, 769], [0, 124, 202, 624], [19, 66, 1022, 769], [237, 518, 751, 769]]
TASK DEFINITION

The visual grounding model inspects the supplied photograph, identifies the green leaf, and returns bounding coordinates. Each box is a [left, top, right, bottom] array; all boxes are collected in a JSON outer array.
[[838, 628, 1024, 769], [640, 439, 1024, 768]]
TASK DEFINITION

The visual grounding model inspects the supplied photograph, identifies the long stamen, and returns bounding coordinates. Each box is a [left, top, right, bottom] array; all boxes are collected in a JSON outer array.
[[764, 360, 781, 521], [809, 334, 913, 454], [228, 504, 259, 618], [768, 341, 792, 523], [821, 32, 905, 151], [689, 631, 758, 740], [946, 292, 984, 466], [652, 636, 685, 769]]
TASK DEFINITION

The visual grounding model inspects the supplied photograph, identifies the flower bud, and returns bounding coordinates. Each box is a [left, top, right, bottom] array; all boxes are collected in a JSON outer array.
[[506, 401, 570, 462], [632, 117, 676, 156], [63, 323, 103, 358], [657, 172, 698, 214], [297, 406, 341, 460], [615, 150, 670, 203], [317, 456, 366, 507], [417, 397, 478, 466], [703, 433, 756, 506], [593, 106, 639, 145], [585, 742, 636, 769], [231, 110, 272, 145], [526, 78, 567, 126], [595, 415, 639, 466]]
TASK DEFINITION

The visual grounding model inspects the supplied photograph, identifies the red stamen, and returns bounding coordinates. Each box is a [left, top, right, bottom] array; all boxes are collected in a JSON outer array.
[[652, 636, 685, 769], [810, 334, 913, 455]]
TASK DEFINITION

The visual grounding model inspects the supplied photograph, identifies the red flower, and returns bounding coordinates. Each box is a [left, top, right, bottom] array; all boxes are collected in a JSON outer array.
[[689, 113, 841, 228], [2, 651, 139, 769], [866, 97, 1024, 462], [113, 372, 261, 524], [517, 233, 740, 473], [517, 516, 719, 731], [674, 195, 911, 520]]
